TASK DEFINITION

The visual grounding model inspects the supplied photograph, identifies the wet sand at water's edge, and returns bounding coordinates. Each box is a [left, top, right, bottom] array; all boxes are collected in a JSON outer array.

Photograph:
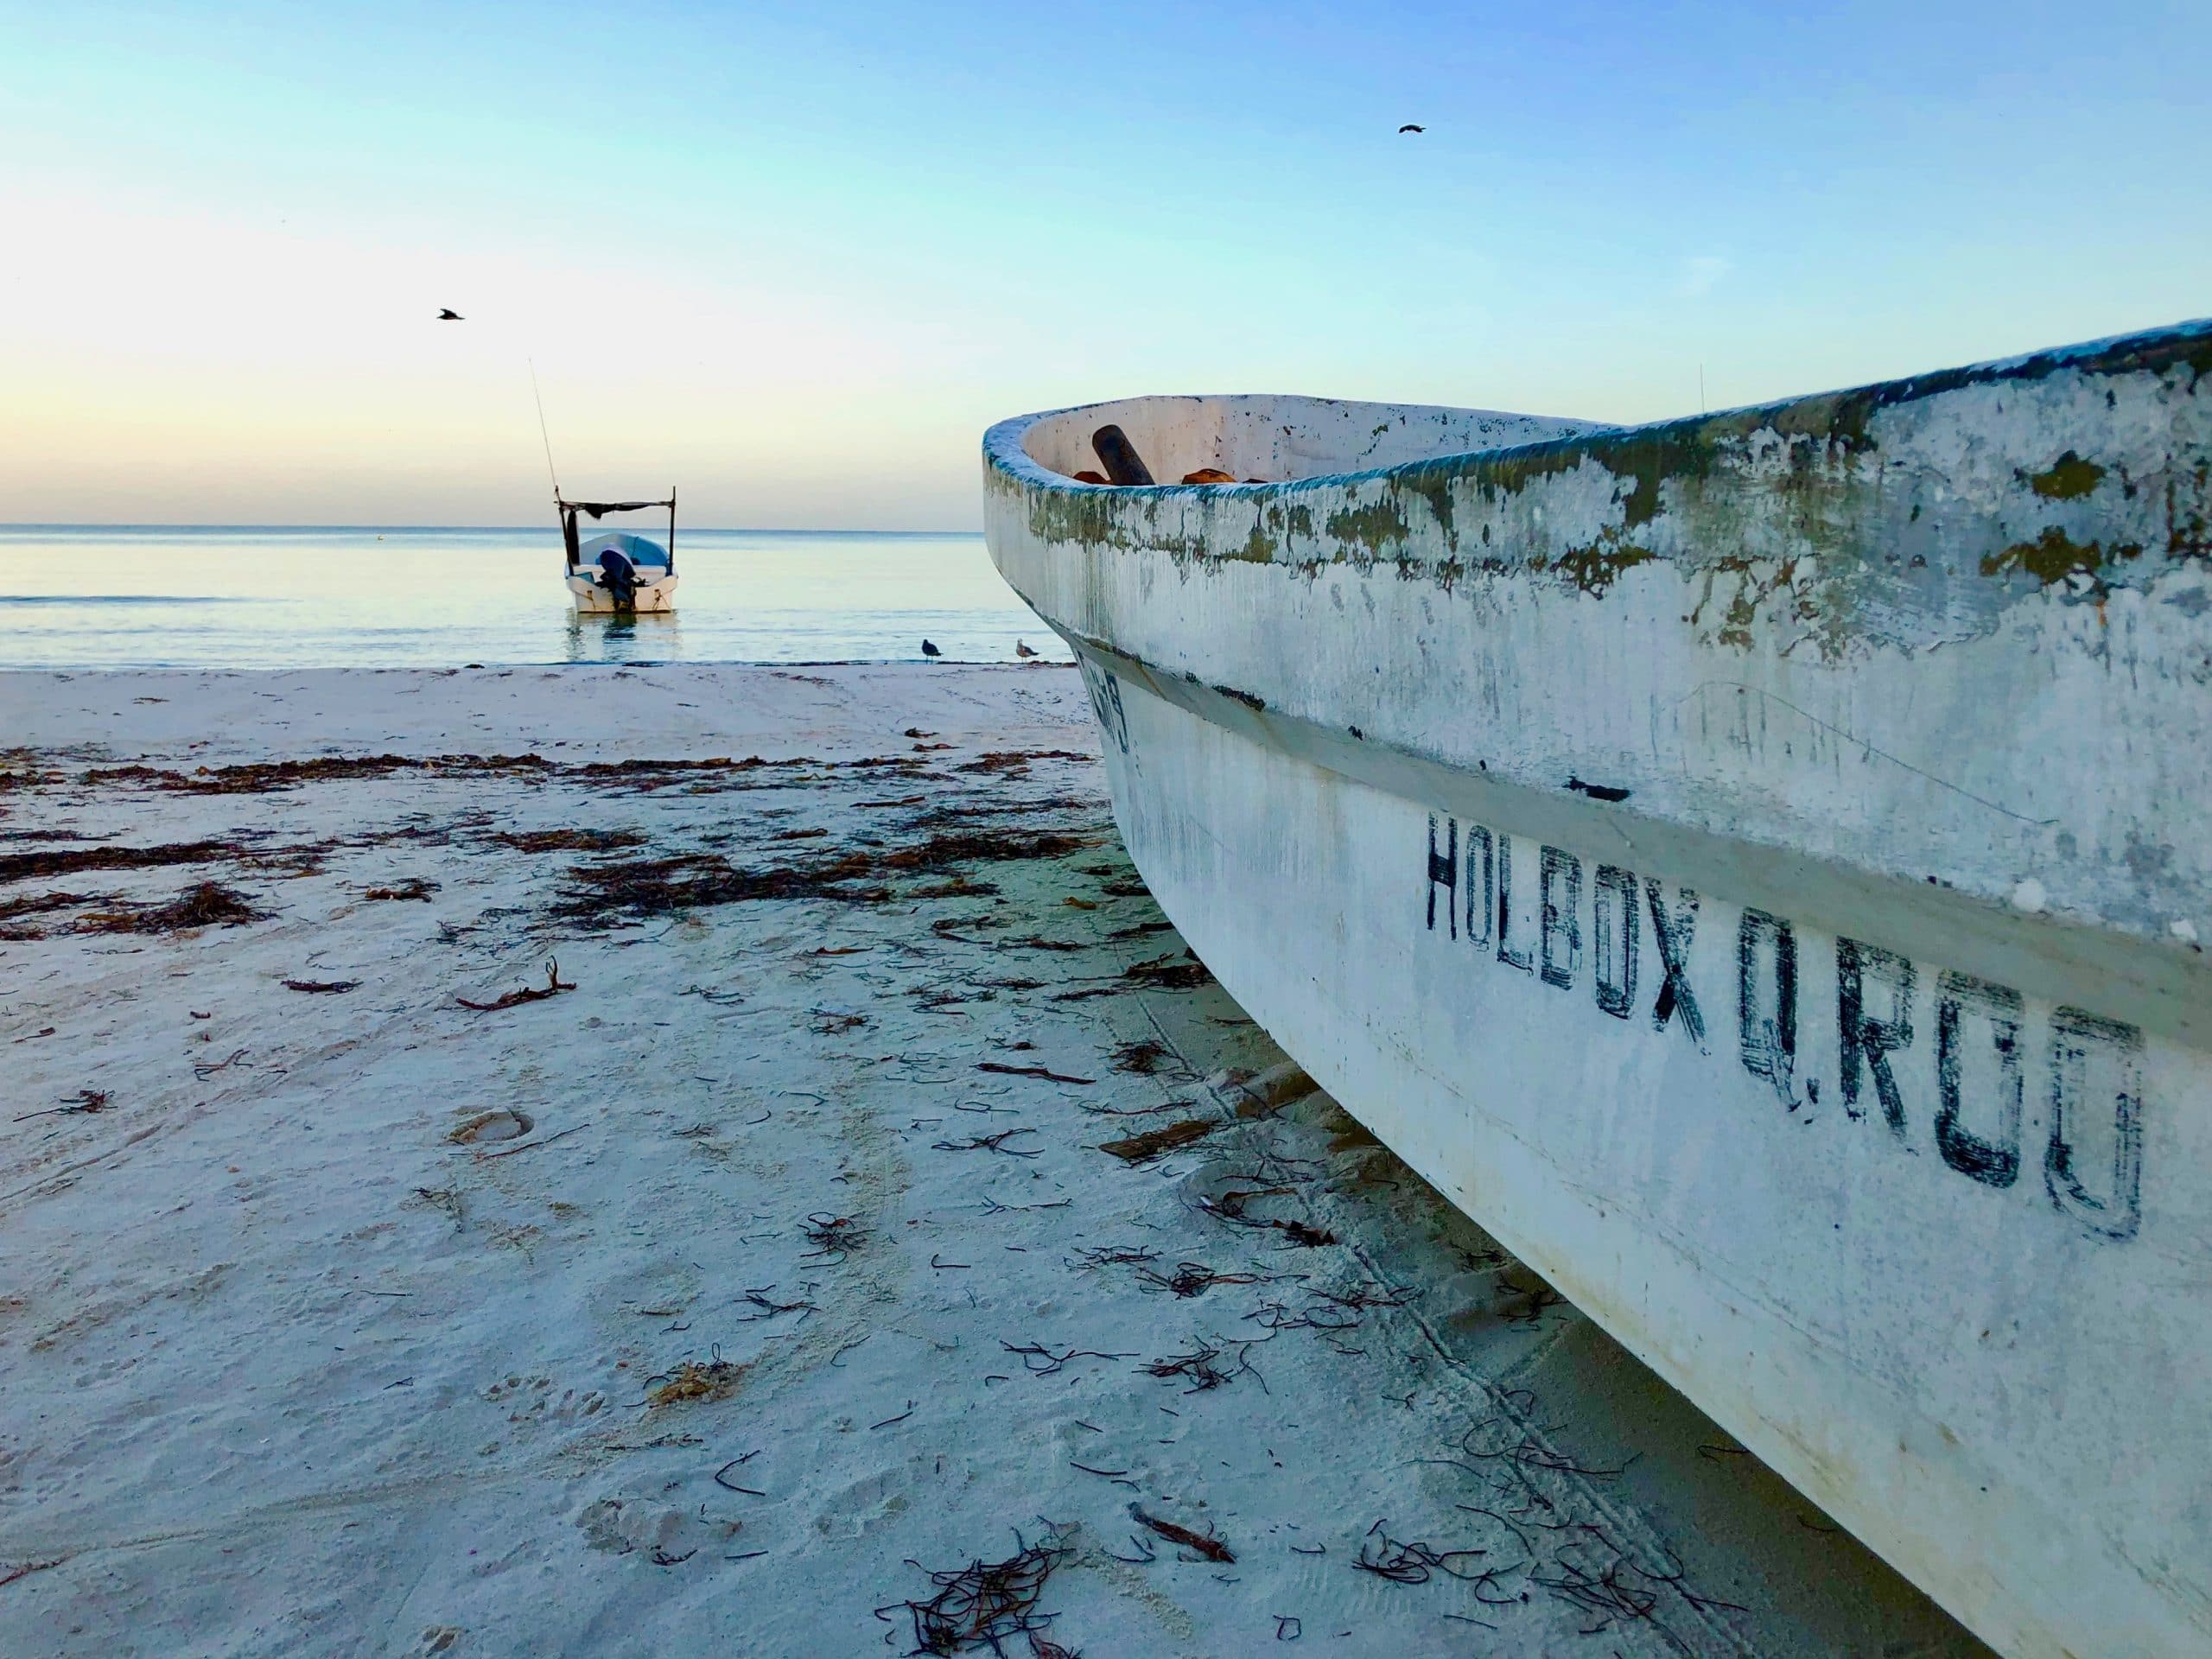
[[0, 665, 1986, 1657]]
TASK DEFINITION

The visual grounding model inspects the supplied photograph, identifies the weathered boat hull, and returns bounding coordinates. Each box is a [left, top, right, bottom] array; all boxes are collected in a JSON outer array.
[[982, 326, 2212, 1659]]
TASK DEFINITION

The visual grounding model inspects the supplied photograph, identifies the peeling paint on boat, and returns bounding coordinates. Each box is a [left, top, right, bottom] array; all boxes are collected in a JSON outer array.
[[982, 319, 2212, 1659]]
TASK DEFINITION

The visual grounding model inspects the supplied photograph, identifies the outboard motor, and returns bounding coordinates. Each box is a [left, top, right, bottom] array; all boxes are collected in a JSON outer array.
[[598, 545, 640, 612]]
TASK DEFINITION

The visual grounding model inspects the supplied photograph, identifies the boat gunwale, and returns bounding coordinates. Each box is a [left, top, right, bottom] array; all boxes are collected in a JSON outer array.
[[982, 314, 2212, 508]]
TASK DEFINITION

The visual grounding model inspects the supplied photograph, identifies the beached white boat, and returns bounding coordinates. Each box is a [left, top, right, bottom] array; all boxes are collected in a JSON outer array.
[[983, 320, 2212, 1659], [560, 493, 678, 613]]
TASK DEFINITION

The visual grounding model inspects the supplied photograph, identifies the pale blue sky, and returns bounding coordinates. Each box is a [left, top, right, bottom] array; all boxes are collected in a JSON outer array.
[[3, 2, 2205, 526]]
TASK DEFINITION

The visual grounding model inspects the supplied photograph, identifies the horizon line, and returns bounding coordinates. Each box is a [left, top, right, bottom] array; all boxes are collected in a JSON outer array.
[[0, 523, 984, 537]]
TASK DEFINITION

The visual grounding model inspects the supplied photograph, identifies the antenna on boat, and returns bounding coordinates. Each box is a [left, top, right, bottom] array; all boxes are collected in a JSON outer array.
[[527, 357, 562, 499]]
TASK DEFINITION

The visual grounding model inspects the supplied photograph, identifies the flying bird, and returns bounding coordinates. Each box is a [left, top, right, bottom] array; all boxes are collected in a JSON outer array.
[[920, 639, 942, 658], [1398, 124, 1424, 134], [1015, 640, 1039, 658], [436, 308, 464, 321]]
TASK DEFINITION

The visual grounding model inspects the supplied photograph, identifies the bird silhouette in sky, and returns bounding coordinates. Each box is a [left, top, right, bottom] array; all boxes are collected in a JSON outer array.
[[921, 639, 942, 658], [436, 308, 464, 321], [1398, 124, 1424, 134], [1015, 640, 1039, 658]]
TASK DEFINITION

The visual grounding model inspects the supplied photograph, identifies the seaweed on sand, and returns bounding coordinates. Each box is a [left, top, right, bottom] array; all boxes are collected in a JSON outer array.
[[1122, 952, 1213, 990], [14, 1090, 111, 1123], [800, 1212, 867, 1262], [0, 839, 241, 885], [880, 831, 1088, 871], [79, 752, 815, 795], [0, 890, 113, 939], [1071, 1245, 1161, 1270], [1195, 1183, 1337, 1249], [456, 959, 575, 1012], [1352, 1521, 1491, 1586], [976, 1061, 1094, 1085], [956, 750, 1094, 775], [1108, 1039, 1182, 1076], [931, 1127, 1041, 1157], [646, 1353, 748, 1407], [1135, 1262, 1260, 1299], [1139, 1344, 1235, 1393], [882, 1528, 1076, 1656], [494, 828, 644, 855], [557, 852, 891, 921], [77, 881, 268, 934], [573, 756, 811, 791], [561, 821, 1091, 925], [361, 877, 436, 901], [80, 754, 483, 792], [1128, 1505, 1235, 1563], [896, 798, 1101, 835]]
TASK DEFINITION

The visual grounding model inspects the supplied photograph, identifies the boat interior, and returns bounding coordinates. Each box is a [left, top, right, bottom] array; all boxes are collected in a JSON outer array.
[[575, 531, 669, 580], [1018, 394, 1597, 487]]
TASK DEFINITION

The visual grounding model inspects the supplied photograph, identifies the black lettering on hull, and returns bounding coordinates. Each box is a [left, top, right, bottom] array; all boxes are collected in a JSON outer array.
[[1496, 836, 1534, 975], [1539, 847, 1583, 990], [1936, 971, 2023, 1188], [1644, 880, 1707, 1052], [1738, 909, 1799, 1107], [1079, 661, 1130, 753], [2046, 1008, 2144, 1241], [1839, 938, 1916, 1135], [1592, 865, 1638, 1019], [1415, 815, 2150, 1243], [1464, 825, 1495, 948], [1425, 814, 1456, 939]]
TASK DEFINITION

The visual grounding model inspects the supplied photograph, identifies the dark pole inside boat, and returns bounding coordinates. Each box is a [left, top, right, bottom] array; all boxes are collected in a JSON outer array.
[[1090, 423, 1154, 486]]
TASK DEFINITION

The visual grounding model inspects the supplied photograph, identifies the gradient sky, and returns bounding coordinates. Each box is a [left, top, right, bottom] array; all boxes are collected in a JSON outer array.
[[3, 2, 2206, 528]]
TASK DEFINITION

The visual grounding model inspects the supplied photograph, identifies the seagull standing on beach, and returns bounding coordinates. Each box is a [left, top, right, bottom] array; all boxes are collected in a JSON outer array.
[[1015, 640, 1039, 659], [920, 639, 941, 658], [436, 308, 464, 321]]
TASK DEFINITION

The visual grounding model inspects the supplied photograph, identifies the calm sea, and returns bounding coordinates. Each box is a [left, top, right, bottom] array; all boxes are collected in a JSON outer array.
[[0, 526, 1071, 671]]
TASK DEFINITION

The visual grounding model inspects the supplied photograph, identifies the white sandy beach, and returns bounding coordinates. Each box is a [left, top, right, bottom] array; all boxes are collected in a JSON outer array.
[[0, 665, 1983, 1658]]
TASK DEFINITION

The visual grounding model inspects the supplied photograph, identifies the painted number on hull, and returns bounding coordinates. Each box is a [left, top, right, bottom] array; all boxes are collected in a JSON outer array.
[[1424, 815, 2145, 1241]]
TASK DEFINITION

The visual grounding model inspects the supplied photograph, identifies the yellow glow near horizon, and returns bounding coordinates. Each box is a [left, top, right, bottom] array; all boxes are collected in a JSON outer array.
[[1, 186, 996, 528]]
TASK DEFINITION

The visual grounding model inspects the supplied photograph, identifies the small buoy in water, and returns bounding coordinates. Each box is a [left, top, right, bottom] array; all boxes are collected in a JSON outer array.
[[921, 639, 942, 658], [1015, 640, 1039, 659]]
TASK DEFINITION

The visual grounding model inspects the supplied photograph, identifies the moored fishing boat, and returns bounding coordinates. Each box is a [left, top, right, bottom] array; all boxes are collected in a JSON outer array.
[[982, 321, 2212, 1659], [560, 493, 678, 613]]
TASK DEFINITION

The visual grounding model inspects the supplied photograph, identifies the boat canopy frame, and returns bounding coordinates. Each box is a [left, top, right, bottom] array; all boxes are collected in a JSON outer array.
[[559, 492, 677, 574]]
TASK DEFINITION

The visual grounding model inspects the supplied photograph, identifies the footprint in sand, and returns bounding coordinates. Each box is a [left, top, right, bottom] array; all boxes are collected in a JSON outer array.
[[484, 1374, 606, 1423], [575, 1497, 711, 1560]]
